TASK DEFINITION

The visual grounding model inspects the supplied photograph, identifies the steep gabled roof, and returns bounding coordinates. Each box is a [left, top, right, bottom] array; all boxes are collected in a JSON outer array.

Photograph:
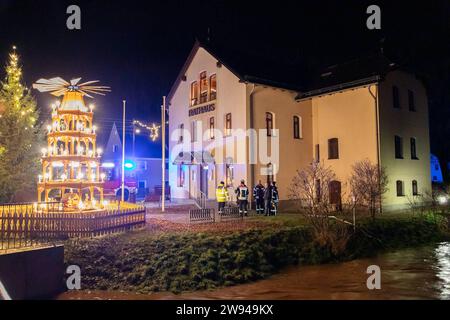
[[167, 40, 305, 101]]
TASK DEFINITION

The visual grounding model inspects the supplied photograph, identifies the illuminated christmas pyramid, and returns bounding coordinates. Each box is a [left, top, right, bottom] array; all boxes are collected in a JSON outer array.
[[33, 77, 110, 210]]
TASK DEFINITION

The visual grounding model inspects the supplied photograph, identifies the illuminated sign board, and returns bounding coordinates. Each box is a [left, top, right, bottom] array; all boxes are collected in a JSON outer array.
[[189, 103, 215, 117]]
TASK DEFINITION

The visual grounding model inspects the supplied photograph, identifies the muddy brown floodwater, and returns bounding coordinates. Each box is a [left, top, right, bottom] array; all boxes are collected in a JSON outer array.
[[59, 242, 450, 300]]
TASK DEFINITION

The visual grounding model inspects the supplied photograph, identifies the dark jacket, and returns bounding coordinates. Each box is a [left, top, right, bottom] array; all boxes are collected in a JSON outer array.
[[253, 184, 265, 199]]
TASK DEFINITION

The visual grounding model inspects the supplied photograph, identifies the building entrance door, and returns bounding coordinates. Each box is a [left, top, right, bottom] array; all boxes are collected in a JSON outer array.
[[199, 165, 208, 197]]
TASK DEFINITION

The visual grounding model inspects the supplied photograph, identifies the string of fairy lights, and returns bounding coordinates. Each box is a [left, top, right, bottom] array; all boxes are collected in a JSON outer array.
[[133, 120, 161, 141]]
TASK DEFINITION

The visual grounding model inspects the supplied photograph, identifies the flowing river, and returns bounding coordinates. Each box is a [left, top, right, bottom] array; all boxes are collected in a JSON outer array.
[[60, 242, 450, 300]]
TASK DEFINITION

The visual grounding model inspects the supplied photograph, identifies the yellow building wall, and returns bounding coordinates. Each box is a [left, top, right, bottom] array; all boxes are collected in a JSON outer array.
[[249, 85, 313, 200], [378, 70, 431, 210], [310, 86, 379, 202]]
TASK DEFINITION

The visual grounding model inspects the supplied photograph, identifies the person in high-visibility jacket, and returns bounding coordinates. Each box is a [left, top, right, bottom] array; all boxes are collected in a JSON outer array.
[[216, 181, 229, 213]]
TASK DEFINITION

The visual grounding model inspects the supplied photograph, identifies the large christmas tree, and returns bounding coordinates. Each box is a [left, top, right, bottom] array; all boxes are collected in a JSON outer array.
[[0, 47, 42, 203]]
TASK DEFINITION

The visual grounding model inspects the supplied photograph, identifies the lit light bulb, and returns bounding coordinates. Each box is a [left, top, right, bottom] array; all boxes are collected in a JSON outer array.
[[38, 174, 43, 182], [61, 173, 67, 181], [135, 129, 141, 134], [93, 125, 97, 133], [47, 125, 52, 133], [89, 104, 95, 112], [91, 174, 96, 181], [100, 173, 106, 181], [97, 148, 103, 156], [55, 100, 61, 107], [41, 148, 47, 156], [77, 172, 84, 180]]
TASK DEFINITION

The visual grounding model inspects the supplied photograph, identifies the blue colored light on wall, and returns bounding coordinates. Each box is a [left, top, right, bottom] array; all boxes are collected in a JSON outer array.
[[124, 159, 135, 170], [431, 154, 443, 183]]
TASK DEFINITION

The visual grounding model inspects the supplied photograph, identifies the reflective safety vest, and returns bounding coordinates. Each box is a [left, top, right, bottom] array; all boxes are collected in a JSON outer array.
[[236, 186, 249, 200], [216, 186, 228, 202]]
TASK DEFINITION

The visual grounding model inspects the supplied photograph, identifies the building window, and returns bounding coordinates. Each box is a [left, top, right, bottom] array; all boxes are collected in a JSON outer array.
[[209, 117, 215, 139], [177, 165, 185, 187], [412, 180, 418, 196], [138, 180, 147, 189], [393, 86, 400, 109], [410, 137, 418, 159], [225, 163, 234, 187], [191, 121, 197, 142], [396, 180, 404, 196], [293, 115, 302, 139], [315, 179, 321, 202], [225, 113, 232, 136], [209, 74, 217, 100], [395, 135, 403, 159], [267, 163, 274, 185], [138, 160, 147, 170], [315, 144, 320, 162], [178, 123, 184, 143], [190, 81, 199, 106], [200, 71, 208, 103], [408, 90, 416, 112], [266, 112, 274, 136], [113, 144, 119, 153], [328, 138, 339, 159]]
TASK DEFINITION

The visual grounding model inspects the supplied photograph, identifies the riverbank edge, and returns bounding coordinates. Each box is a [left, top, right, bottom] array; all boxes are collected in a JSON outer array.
[[64, 214, 449, 294]]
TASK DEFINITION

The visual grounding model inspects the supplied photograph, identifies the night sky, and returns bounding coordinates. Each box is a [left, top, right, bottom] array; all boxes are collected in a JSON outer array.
[[0, 1, 449, 173]]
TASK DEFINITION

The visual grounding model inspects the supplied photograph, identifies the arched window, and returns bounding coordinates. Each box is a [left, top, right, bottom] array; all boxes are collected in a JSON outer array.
[[209, 74, 217, 100], [412, 180, 418, 196], [190, 81, 198, 106], [266, 112, 274, 136], [293, 115, 302, 139]]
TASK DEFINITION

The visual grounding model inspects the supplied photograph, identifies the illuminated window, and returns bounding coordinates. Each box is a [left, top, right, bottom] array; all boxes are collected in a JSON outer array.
[[395, 135, 403, 159], [408, 90, 416, 112], [293, 115, 302, 139], [190, 81, 199, 106], [225, 113, 232, 136], [200, 71, 208, 104], [225, 164, 234, 187], [396, 180, 404, 196], [393, 86, 400, 109], [412, 180, 418, 196], [177, 165, 185, 187], [267, 163, 274, 185], [266, 112, 273, 136], [328, 138, 339, 159], [209, 74, 217, 100], [410, 137, 418, 159], [209, 117, 215, 139]]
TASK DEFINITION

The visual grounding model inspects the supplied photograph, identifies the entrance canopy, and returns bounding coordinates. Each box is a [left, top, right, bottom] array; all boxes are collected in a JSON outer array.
[[173, 151, 215, 165]]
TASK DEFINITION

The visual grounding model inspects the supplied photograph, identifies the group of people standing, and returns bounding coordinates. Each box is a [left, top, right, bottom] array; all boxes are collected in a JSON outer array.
[[215, 179, 279, 216]]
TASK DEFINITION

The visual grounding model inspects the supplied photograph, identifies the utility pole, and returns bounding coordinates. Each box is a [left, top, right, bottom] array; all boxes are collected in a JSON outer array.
[[161, 96, 166, 212], [121, 100, 126, 205]]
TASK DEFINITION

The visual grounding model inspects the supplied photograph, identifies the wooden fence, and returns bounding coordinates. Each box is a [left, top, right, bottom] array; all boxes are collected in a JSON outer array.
[[0, 202, 146, 251]]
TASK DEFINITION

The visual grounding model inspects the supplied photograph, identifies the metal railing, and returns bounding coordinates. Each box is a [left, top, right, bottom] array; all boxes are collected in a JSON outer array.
[[195, 191, 207, 209], [0, 202, 146, 251], [189, 208, 214, 224]]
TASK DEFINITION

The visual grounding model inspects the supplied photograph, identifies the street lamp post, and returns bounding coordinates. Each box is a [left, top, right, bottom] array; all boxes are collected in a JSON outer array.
[[161, 96, 166, 212], [121, 100, 126, 205]]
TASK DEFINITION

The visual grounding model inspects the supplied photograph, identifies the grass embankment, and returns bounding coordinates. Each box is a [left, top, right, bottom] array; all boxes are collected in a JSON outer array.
[[64, 213, 449, 294]]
